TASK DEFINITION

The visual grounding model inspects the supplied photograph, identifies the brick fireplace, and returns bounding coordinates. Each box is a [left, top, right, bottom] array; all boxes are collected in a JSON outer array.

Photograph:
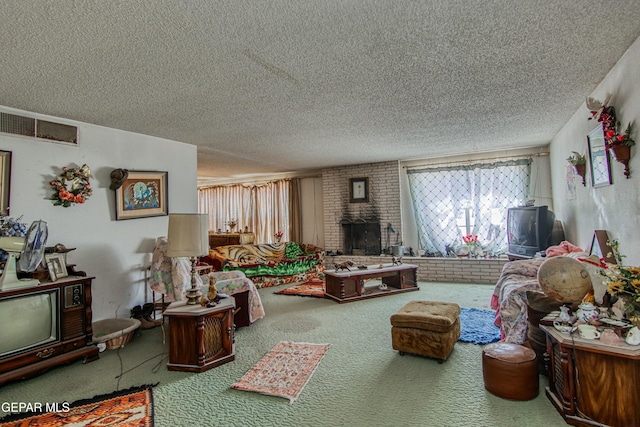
[[322, 161, 401, 255]]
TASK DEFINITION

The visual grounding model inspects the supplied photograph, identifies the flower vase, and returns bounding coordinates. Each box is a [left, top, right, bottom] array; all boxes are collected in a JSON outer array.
[[573, 164, 586, 186], [610, 145, 631, 179], [275, 237, 282, 243]]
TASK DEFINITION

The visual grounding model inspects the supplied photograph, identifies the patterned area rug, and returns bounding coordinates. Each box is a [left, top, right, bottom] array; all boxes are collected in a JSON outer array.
[[232, 341, 330, 403], [274, 279, 325, 298], [459, 307, 501, 345], [0, 385, 154, 427]]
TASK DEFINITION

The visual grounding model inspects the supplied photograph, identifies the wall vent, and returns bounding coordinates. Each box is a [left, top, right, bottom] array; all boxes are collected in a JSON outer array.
[[0, 112, 77, 144]]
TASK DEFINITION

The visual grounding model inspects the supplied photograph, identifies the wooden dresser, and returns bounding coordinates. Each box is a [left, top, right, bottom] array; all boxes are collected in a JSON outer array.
[[208, 233, 240, 248]]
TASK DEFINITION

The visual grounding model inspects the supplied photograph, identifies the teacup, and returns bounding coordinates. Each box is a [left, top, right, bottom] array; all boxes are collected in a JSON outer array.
[[553, 321, 572, 334], [578, 324, 601, 340], [600, 329, 621, 345]]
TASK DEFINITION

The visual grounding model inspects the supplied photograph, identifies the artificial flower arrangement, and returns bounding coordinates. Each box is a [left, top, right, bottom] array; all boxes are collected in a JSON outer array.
[[567, 151, 587, 185], [274, 231, 283, 241], [598, 240, 640, 319], [566, 151, 586, 165], [50, 164, 93, 207], [459, 234, 483, 257], [586, 95, 636, 150], [0, 215, 27, 237]]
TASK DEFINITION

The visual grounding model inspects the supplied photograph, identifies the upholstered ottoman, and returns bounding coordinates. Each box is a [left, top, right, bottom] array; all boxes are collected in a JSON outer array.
[[390, 300, 460, 363], [482, 342, 539, 400]]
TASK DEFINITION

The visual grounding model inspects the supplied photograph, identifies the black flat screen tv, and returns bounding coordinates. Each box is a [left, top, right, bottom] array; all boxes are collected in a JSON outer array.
[[507, 205, 556, 258]]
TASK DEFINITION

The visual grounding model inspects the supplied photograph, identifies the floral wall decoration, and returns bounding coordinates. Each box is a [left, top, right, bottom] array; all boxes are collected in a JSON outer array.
[[49, 164, 93, 207], [566, 151, 587, 186], [586, 95, 636, 178]]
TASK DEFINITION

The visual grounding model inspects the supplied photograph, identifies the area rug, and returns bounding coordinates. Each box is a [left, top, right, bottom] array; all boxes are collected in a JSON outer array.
[[459, 307, 501, 345], [274, 279, 325, 298], [232, 341, 330, 404], [0, 384, 154, 427]]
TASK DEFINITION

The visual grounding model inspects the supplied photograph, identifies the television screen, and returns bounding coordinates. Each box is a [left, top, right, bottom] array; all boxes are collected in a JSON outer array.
[[507, 209, 538, 247], [507, 206, 554, 258], [0, 289, 58, 357]]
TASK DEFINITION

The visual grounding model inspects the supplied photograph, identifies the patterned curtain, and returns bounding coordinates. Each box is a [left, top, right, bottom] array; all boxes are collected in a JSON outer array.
[[406, 159, 531, 256], [198, 179, 295, 244]]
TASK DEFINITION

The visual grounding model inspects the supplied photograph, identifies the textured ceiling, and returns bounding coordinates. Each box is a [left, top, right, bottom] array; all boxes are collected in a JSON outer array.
[[2, 1, 640, 185]]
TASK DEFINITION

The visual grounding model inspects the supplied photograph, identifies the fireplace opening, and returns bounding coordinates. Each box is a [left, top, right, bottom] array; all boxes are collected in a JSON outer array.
[[341, 220, 381, 255]]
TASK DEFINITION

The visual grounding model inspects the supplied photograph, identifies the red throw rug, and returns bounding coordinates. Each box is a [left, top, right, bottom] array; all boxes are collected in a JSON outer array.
[[232, 341, 330, 403], [274, 279, 325, 298], [0, 385, 154, 427]]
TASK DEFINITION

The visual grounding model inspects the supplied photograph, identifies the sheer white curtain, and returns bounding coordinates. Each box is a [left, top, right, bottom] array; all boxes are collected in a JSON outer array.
[[198, 179, 293, 244], [407, 159, 531, 256]]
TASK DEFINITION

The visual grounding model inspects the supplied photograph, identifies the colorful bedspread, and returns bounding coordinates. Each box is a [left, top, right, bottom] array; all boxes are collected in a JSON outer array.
[[209, 242, 324, 288], [491, 258, 546, 343]]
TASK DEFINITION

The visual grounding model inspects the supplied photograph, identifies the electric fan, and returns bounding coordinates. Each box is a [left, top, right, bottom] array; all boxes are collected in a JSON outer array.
[[17, 220, 48, 273]]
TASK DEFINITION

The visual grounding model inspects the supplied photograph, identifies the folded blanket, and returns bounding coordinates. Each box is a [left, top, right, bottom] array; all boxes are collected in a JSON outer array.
[[546, 241, 584, 257]]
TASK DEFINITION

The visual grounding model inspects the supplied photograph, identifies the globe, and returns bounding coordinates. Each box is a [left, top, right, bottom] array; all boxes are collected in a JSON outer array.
[[537, 256, 593, 303]]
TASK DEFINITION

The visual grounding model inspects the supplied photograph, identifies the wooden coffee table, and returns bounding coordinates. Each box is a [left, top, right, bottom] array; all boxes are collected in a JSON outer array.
[[324, 263, 419, 303]]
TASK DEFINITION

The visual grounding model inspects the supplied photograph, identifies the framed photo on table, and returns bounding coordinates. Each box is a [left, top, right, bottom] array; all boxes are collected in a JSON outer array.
[[115, 171, 168, 220], [587, 125, 612, 188], [45, 253, 67, 280], [350, 177, 369, 203]]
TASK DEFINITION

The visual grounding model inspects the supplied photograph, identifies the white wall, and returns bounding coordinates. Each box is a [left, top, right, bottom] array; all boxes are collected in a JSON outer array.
[[551, 36, 640, 264], [0, 107, 198, 321]]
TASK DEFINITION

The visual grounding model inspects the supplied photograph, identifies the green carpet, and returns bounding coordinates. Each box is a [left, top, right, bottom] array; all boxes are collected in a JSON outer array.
[[0, 281, 567, 427]]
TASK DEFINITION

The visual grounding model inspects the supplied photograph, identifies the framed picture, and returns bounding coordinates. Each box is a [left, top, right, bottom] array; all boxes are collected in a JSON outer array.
[[349, 177, 369, 203], [46, 260, 57, 282], [115, 171, 168, 220], [45, 253, 67, 279], [0, 150, 11, 215], [587, 125, 612, 187], [590, 230, 616, 264]]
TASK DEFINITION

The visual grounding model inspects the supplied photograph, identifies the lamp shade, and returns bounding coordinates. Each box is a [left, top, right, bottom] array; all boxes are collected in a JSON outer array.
[[165, 214, 209, 257]]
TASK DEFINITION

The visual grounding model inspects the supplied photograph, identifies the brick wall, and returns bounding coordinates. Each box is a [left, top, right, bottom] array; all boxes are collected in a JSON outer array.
[[322, 161, 401, 254], [328, 255, 507, 284]]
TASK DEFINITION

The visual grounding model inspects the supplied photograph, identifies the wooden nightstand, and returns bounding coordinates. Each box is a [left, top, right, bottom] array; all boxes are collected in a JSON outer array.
[[164, 297, 235, 372]]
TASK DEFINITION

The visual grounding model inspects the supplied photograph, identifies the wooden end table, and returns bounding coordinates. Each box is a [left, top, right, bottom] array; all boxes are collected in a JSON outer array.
[[541, 324, 640, 426], [164, 297, 235, 372]]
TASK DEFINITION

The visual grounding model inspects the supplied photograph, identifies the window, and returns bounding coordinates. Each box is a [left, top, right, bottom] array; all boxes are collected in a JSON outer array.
[[407, 159, 531, 256], [198, 179, 295, 244]]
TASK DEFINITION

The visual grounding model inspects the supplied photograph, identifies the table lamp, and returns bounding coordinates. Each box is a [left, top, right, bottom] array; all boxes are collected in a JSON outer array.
[[166, 213, 209, 305]]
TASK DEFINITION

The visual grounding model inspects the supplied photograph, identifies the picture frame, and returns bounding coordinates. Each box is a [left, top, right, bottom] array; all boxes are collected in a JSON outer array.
[[0, 151, 11, 215], [349, 177, 369, 203], [590, 230, 616, 264], [587, 125, 612, 187], [115, 171, 168, 220], [45, 253, 67, 279], [46, 260, 58, 282]]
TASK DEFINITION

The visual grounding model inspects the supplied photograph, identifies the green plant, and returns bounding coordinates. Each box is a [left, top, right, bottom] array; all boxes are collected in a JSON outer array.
[[566, 151, 586, 165]]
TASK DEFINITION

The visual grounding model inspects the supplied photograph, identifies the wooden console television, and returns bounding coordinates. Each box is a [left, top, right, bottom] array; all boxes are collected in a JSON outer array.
[[0, 267, 99, 385]]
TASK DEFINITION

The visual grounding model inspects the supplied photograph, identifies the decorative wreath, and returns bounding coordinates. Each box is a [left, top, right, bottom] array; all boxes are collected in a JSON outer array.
[[49, 164, 93, 207]]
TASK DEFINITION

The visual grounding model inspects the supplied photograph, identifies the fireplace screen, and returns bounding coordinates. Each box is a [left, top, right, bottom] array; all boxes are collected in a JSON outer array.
[[341, 221, 381, 255]]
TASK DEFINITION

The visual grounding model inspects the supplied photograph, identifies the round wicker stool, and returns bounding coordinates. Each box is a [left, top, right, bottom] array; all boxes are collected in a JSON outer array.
[[482, 342, 539, 400]]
